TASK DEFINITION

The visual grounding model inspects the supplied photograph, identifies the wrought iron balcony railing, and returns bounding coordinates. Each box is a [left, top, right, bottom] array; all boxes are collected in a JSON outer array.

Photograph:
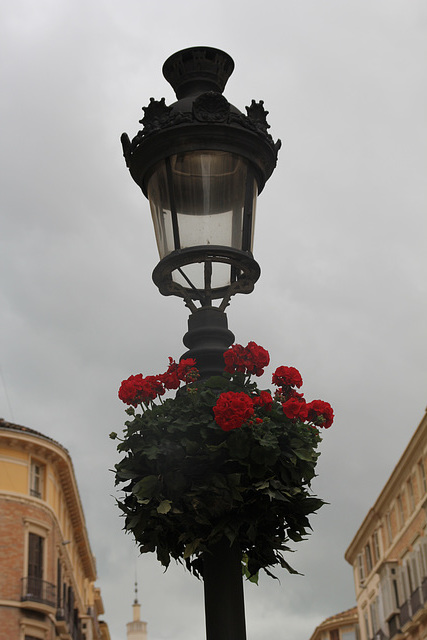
[[410, 587, 422, 617], [21, 576, 56, 607]]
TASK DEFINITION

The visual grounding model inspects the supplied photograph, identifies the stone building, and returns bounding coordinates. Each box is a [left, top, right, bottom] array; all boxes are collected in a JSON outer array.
[[309, 607, 359, 640], [0, 418, 110, 640], [345, 408, 427, 640]]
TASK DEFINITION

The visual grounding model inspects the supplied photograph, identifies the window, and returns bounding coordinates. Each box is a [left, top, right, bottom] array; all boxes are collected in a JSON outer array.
[[370, 599, 379, 635], [385, 512, 393, 545], [379, 562, 400, 619], [399, 554, 421, 602], [364, 611, 370, 640], [365, 544, 373, 573], [418, 538, 427, 579], [392, 576, 400, 608], [28, 533, 43, 580], [373, 531, 381, 563], [357, 553, 366, 584], [407, 552, 421, 593], [418, 460, 427, 494], [397, 495, 404, 529], [407, 477, 415, 513], [330, 630, 339, 640], [30, 460, 45, 499], [27, 533, 44, 598], [57, 558, 62, 609]]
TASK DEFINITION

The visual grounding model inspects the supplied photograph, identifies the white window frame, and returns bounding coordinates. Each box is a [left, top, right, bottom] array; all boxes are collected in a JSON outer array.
[[30, 459, 45, 499], [357, 552, 366, 585]]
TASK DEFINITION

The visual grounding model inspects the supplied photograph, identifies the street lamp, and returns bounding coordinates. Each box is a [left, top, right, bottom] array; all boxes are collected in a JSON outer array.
[[121, 46, 280, 379], [121, 46, 280, 640]]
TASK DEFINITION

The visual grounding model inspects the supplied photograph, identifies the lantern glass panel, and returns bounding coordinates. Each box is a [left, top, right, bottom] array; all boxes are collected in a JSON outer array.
[[148, 151, 257, 259]]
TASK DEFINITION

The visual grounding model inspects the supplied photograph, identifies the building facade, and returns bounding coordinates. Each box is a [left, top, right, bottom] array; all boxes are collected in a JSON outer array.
[[0, 418, 110, 640], [309, 607, 359, 640], [345, 408, 427, 640]]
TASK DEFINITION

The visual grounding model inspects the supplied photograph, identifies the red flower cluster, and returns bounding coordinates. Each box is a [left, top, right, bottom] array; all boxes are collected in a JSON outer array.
[[160, 358, 199, 390], [224, 342, 270, 377], [213, 391, 255, 431], [119, 358, 199, 407], [118, 374, 165, 407], [119, 342, 334, 431], [282, 397, 308, 420], [270, 363, 334, 428], [306, 399, 334, 429], [272, 366, 303, 389], [281, 394, 334, 429]]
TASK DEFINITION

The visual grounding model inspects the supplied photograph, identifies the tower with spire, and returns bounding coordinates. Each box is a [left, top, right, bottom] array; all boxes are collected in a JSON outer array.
[[126, 579, 148, 640]]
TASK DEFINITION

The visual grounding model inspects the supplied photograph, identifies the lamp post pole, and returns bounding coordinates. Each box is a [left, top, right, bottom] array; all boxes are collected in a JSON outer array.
[[121, 46, 280, 640]]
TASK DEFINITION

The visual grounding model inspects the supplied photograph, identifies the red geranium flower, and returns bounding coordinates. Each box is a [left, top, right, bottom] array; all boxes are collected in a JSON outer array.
[[243, 342, 270, 376], [177, 358, 199, 383], [306, 400, 334, 429], [118, 374, 164, 406], [224, 342, 270, 377], [272, 366, 303, 389], [282, 397, 308, 420], [213, 391, 255, 432], [223, 344, 246, 374], [160, 358, 180, 390], [253, 390, 273, 412]]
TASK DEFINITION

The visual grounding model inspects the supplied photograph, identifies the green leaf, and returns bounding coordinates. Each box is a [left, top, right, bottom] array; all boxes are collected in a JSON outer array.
[[157, 500, 172, 514], [254, 479, 269, 490], [132, 475, 159, 499], [183, 539, 201, 559], [204, 376, 230, 390], [294, 449, 315, 462]]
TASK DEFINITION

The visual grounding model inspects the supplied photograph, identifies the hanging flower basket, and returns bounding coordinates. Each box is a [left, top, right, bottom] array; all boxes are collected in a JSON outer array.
[[112, 342, 333, 581]]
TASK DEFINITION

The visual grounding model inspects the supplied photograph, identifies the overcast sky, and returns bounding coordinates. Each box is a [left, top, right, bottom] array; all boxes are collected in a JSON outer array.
[[1, 2, 426, 639]]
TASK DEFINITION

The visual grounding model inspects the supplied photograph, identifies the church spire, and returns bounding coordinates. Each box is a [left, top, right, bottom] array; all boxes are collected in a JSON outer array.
[[127, 573, 147, 640], [132, 574, 141, 622], [134, 574, 139, 605]]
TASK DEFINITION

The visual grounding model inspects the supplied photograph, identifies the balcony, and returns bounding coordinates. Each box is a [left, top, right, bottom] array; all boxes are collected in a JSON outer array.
[[21, 576, 56, 607], [388, 613, 401, 638], [55, 600, 82, 640], [399, 599, 411, 627], [410, 587, 422, 617], [423, 577, 427, 602]]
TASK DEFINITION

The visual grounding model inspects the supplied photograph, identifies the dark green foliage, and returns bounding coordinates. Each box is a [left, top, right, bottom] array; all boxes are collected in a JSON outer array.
[[114, 376, 324, 580]]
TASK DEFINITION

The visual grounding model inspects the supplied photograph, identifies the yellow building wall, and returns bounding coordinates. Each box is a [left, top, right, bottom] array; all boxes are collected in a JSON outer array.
[[0, 446, 29, 494]]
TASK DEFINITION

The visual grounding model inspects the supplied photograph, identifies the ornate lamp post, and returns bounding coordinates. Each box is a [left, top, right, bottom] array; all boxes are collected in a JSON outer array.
[[121, 46, 280, 640]]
